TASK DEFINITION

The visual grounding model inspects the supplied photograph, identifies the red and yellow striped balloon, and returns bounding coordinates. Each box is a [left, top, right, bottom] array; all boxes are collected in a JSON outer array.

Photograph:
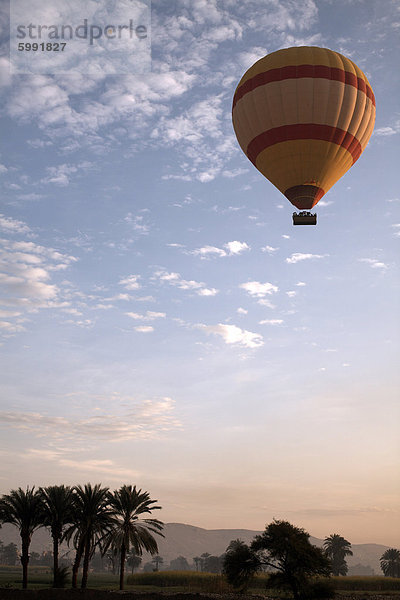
[[232, 46, 376, 210]]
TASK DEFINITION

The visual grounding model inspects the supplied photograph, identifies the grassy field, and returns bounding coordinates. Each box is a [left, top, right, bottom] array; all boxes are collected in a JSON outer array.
[[127, 571, 400, 593], [1, 566, 400, 595]]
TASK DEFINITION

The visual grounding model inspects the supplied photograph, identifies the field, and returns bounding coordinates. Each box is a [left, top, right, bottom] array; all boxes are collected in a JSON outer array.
[[1, 567, 400, 597]]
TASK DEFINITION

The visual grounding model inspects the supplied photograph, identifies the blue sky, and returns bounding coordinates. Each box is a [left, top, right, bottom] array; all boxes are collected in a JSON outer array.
[[0, 0, 399, 546]]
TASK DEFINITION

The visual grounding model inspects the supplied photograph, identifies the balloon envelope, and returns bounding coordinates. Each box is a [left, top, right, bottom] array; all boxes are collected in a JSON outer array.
[[232, 46, 376, 210]]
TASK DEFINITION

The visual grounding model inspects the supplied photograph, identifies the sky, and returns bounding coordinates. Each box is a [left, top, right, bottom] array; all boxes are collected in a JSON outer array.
[[0, 0, 399, 547]]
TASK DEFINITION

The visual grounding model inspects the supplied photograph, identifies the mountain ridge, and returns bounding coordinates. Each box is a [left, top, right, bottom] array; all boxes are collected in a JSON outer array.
[[0, 522, 390, 574]]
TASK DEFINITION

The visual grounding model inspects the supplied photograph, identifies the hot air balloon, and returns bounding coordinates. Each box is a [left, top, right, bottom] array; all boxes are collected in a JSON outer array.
[[232, 46, 376, 225]]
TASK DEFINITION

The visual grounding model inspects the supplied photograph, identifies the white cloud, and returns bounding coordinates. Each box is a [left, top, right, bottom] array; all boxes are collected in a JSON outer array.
[[259, 319, 284, 325], [193, 245, 227, 258], [17, 193, 46, 201], [225, 241, 250, 255], [244, 0, 318, 33], [240, 281, 279, 297], [126, 311, 166, 321], [392, 224, 400, 237], [286, 291, 297, 298], [222, 168, 248, 178], [374, 125, 399, 136], [237, 307, 248, 315], [0, 214, 32, 235], [154, 269, 218, 296], [0, 57, 12, 88], [197, 287, 218, 296], [200, 323, 263, 349], [135, 325, 154, 333], [0, 238, 78, 334], [0, 320, 26, 333], [359, 258, 388, 270], [296, 281, 307, 287], [41, 162, 94, 186], [261, 245, 278, 254], [318, 199, 334, 207], [124, 213, 150, 234], [286, 253, 327, 264], [119, 275, 141, 290], [192, 240, 249, 259], [0, 397, 182, 441]]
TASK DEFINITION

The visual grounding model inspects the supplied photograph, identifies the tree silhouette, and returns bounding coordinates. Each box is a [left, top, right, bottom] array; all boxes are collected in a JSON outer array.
[[39, 485, 74, 587], [170, 555, 189, 570], [223, 520, 331, 600], [64, 483, 112, 589], [152, 555, 164, 571], [101, 484, 164, 590], [380, 548, 400, 577], [127, 551, 142, 573], [0, 487, 43, 589], [223, 539, 260, 591], [200, 552, 211, 571], [1, 542, 19, 566], [323, 533, 353, 576]]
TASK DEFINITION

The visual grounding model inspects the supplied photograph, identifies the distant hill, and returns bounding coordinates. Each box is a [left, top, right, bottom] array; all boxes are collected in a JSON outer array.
[[0, 522, 390, 575]]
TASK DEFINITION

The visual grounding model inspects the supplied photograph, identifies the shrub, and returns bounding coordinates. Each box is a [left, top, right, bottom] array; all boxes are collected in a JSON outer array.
[[52, 566, 70, 588]]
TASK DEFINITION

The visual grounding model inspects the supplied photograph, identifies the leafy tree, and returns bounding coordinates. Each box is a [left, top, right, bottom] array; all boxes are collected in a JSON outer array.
[[0, 487, 43, 588], [152, 555, 164, 570], [223, 539, 260, 591], [200, 552, 211, 571], [102, 485, 163, 590], [106, 546, 121, 575], [323, 533, 353, 576], [224, 520, 331, 600], [169, 555, 189, 571], [39, 485, 74, 587], [90, 551, 107, 572], [30, 551, 42, 565], [203, 554, 224, 573], [127, 551, 142, 573], [251, 520, 331, 599], [380, 548, 400, 578], [1, 542, 19, 566], [193, 556, 201, 571], [64, 483, 112, 589]]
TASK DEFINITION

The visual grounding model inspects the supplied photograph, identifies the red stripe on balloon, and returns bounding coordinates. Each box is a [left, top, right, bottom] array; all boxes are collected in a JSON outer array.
[[246, 123, 362, 165], [232, 64, 376, 109]]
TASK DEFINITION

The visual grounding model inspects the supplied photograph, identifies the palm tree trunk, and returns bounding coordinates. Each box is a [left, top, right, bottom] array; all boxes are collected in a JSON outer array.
[[81, 541, 91, 589], [52, 535, 59, 586], [72, 545, 83, 588], [119, 543, 127, 590], [20, 536, 30, 589]]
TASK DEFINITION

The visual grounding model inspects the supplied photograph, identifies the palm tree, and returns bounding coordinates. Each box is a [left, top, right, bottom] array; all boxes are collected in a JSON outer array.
[[102, 484, 164, 590], [127, 551, 142, 573], [323, 533, 353, 576], [380, 548, 400, 577], [64, 483, 112, 589], [152, 555, 164, 571], [200, 552, 211, 572], [39, 485, 74, 587], [0, 487, 43, 588]]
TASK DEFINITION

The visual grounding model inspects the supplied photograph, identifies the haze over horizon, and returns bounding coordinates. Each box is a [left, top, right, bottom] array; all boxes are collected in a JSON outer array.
[[0, 1, 399, 547]]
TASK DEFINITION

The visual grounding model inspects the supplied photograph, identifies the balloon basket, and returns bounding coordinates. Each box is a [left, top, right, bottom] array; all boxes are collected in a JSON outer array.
[[292, 212, 317, 225]]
